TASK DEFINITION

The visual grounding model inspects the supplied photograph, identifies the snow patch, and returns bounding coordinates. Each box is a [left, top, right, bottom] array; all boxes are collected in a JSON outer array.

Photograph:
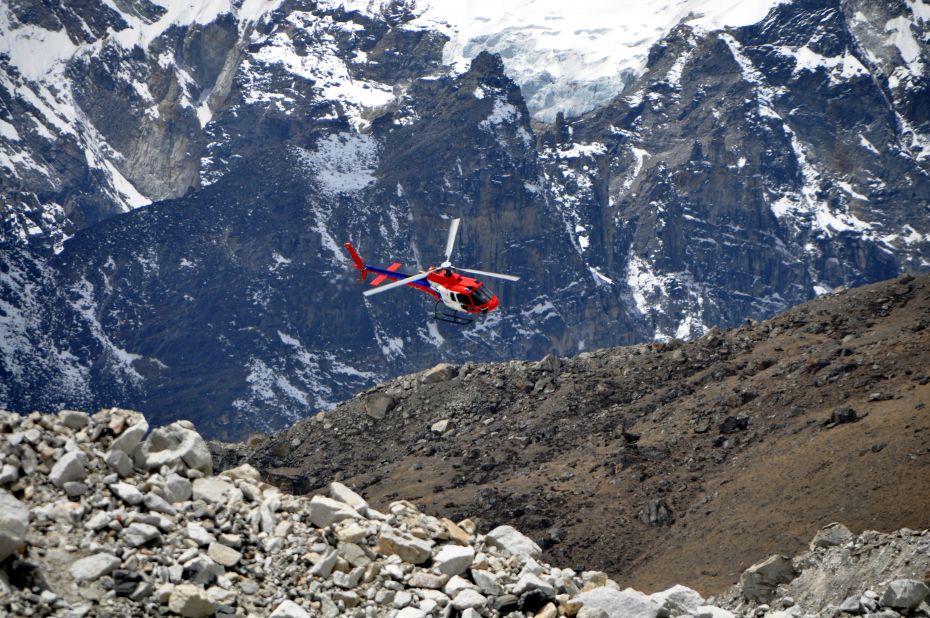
[[296, 133, 377, 195]]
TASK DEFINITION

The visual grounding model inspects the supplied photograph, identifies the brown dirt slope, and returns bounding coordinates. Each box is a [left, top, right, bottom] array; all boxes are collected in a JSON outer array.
[[213, 273, 930, 595]]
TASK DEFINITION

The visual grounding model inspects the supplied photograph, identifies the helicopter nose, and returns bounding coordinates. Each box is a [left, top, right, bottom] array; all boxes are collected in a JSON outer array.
[[487, 295, 499, 311]]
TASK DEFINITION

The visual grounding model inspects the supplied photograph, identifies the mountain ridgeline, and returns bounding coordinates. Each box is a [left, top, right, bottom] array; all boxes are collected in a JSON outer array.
[[1, 0, 928, 438]]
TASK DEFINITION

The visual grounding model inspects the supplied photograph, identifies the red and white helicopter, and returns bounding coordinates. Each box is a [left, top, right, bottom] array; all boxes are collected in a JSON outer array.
[[344, 218, 519, 325]]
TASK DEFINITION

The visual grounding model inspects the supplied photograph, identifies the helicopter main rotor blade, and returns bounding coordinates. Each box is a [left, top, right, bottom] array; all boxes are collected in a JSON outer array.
[[363, 268, 436, 297], [458, 267, 520, 282], [444, 218, 461, 262]]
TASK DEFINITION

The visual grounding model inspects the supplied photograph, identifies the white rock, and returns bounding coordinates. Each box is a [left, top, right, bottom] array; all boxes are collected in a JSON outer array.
[[110, 418, 149, 455], [58, 410, 89, 429], [208, 542, 241, 567], [164, 473, 193, 503], [187, 523, 216, 546], [431, 419, 450, 433], [49, 451, 84, 488], [393, 590, 414, 608], [376, 528, 433, 564], [395, 608, 427, 618], [70, 553, 121, 582], [695, 606, 736, 618], [308, 495, 361, 527], [486, 525, 542, 559], [192, 477, 235, 505], [269, 599, 311, 618], [123, 522, 162, 547], [0, 490, 29, 561], [0, 464, 17, 484], [168, 584, 216, 618], [220, 463, 262, 483], [433, 544, 475, 576], [328, 481, 368, 511], [513, 572, 555, 598], [336, 523, 368, 544], [206, 586, 236, 605], [451, 588, 488, 610], [137, 422, 212, 474], [86, 512, 111, 531], [309, 549, 338, 577], [880, 579, 930, 609], [574, 587, 661, 618], [471, 569, 503, 595], [444, 574, 478, 597], [110, 481, 144, 505], [650, 584, 704, 615], [144, 492, 176, 515], [577, 607, 610, 618]]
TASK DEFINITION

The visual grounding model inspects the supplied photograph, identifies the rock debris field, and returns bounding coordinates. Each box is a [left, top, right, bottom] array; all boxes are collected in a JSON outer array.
[[1, 407, 929, 617], [221, 273, 930, 593]]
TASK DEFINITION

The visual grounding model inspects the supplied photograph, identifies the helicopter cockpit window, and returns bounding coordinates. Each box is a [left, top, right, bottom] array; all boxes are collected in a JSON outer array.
[[455, 293, 472, 305], [472, 285, 493, 305]]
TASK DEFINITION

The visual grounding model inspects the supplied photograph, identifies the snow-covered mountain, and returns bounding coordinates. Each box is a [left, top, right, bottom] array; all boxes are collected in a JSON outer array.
[[1, 0, 928, 438], [414, 0, 791, 121]]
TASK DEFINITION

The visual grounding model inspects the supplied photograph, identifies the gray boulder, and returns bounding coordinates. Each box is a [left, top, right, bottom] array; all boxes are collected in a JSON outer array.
[[49, 451, 84, 488], [740, 554, 796, 602], [164, 473, 193, 503], [308, 495, 361, 527], [70, 553, 121, 582], [421, 363, 457, 384], [485, 525, 542, 559], [810, 523, 853, 549], [574, 587, 661, 618], [879, 579, 929, 609], [328, 482, 368, 512], [110, 481, 144, 505], [136, 422, 212, 474], [110, 418, 149, 455], [192, 477, 235, 505], [58, 410, 89, 429], [364, 394, 395, 420], [105, 449, 133, 477], [168, 584, 216, 618], [269, 600, 312, 618], [0, 490, 29, 561], [650, 584, 704, 615], [433, 545, 475, 576], [123, 522, 162, 547]]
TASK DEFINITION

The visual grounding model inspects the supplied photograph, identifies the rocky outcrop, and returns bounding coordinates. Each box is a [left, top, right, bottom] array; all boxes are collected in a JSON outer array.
[[721, 524, 930, 617], [217, 272, 930, 593]]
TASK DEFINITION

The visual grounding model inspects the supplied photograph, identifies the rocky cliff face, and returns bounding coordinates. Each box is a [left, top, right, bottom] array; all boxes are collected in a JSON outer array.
[[1, 0, 929, 438]]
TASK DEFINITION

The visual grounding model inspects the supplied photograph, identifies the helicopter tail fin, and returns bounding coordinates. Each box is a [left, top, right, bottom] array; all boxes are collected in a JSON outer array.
[[345, 242, 368, 282]]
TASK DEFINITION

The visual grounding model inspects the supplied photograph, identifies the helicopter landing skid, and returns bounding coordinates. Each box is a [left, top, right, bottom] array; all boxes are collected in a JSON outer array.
[[433, 301, 473, 326]]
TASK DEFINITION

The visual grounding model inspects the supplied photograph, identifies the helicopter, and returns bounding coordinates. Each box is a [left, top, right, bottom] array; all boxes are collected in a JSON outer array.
[[344, 218, 519, 325]]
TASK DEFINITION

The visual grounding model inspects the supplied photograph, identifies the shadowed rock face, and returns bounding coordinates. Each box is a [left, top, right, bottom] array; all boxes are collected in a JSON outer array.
[[1, 0, 929, 439]]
